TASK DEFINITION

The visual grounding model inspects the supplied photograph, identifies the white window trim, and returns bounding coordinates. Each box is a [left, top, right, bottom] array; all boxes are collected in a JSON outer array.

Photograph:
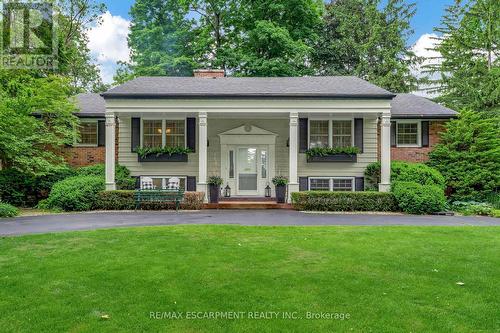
[[140, 118, 187, 148], [140, 176, 187, 190], [395, 120, 421, 148], [75, 119, 99, 147], [308, 177, 356, 192], [308, 118, 355, 149]]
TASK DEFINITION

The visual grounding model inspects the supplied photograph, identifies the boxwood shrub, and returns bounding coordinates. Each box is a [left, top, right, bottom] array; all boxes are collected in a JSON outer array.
[[291, 191, 398, 212], [97, 191, 205, 210], [365, 161, 445, 190], [77, 164, 135, 190], [392, 181, 446, 215], [41, 176, 105, 211], [0, 202, 19, 218]]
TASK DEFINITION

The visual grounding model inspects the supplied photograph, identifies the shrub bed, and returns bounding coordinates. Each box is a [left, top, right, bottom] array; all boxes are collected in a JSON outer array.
[[291, 191, 398, 212], [0, 202, 19, 218], [40, 176, 105, 211], [365, 162, 445, 190], [97, 191, 205, 210], [77, 164, 136, 190], [392, 181, 446, 215], [0, 167, 76, 207]]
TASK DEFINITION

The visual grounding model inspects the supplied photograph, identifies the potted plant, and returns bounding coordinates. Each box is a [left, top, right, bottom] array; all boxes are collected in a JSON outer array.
[[272, 176, 288, 203], [207, 176, 223, 204]]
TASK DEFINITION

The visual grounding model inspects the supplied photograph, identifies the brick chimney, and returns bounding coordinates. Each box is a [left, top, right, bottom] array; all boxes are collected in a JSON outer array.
[[193, 69, 225, 78]]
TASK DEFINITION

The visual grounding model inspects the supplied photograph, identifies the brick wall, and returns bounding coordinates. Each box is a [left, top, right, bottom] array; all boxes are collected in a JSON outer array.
[[378, 120, 447, 163], [63, 120, 119, 167]]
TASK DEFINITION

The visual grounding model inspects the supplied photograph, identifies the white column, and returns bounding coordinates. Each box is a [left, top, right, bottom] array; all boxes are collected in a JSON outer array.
[[197, 112, 208, 198], [288, 112, 299, 201], [105, 113, 116, 191], [379, 114, 391, 192]]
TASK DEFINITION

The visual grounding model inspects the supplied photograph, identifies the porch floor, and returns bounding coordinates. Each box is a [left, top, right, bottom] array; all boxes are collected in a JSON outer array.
[[204, 199, 292, 210]]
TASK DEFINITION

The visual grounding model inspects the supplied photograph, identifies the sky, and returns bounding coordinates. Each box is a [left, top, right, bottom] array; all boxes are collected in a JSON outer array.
[[87, 0, 455, 84]]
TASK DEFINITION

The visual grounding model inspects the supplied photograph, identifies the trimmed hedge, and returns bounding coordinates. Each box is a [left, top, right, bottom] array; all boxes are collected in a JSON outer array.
[[40, 176, 105, 211], [97, 191, 205, 210], [0, 202, 19, 218], [291, 191, 398, 212], [365, 161, 445, 190], [392, 181, 446, 215]]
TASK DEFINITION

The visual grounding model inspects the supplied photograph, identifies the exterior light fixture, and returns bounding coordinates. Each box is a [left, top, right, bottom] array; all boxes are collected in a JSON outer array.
[[265, 184, 271, 198], [224, 184, 231, 198]]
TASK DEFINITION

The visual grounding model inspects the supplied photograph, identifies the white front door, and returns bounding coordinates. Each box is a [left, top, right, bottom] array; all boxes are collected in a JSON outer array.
[[237, 147, 258, 195]]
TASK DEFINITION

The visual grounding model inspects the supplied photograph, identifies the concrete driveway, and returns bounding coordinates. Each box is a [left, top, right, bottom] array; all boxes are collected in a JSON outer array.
[[0, 210, 498, 236]]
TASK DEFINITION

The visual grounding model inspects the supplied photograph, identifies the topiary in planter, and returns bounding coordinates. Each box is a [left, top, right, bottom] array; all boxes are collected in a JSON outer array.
[[207, 176, 223, 203], [272, 176, 288, 203]]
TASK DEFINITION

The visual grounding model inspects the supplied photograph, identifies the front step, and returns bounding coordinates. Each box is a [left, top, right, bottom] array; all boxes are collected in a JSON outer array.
[[204, 201, 292, 210]]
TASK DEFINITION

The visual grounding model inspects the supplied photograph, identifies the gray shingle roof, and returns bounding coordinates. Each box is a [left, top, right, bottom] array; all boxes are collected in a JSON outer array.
[[391, 94, 457, 118], [102, 76, 395, 99], [75, 93, 105, 117]]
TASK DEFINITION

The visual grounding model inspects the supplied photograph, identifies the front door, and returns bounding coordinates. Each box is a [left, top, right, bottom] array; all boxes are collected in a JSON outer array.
[[237, 147, 259, 195]]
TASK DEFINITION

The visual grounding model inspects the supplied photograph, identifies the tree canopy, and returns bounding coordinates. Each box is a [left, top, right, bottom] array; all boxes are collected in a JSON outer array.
[[424, 0, 499, 111]]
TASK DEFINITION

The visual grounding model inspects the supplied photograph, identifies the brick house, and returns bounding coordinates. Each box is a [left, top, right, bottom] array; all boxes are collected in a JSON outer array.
[[69, 72, 456, 200]]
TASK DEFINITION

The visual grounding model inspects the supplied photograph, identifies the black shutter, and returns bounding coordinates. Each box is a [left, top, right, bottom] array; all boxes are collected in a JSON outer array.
[[97, 120, 105, 147], [355, 177, 364, 191], [186, 118, 196, 152], [354, 118, 364, 153], [390, 121, 396, 147], [131, 118, 141, 152], [299, 177, 309, 191], [421, 121, 429, 147], [299, 118, 308, 153], [134, 176, 141, 189], [186, 176, 196, 191]]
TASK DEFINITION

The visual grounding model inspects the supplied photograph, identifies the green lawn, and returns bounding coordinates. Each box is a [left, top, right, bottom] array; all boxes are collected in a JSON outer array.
[[1, 226, 499, 332]]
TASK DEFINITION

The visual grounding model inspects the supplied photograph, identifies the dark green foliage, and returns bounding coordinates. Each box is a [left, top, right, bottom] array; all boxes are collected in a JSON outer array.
[[207, 176, 223, 186], [0, 167, 76, 207], [77, 164, 136, 190], [392, 181, 446, 214], [97, 191, 136, 210], [423, 0, 499, 111], [272, 176, 289, 186], [305, 146, 359, 157], [291, 191, 398, 212], [0, 202, 19, 218], [136, 146, 192, 158], [365, 161, 445, 191], [41, 176, 104, 211], [97, 191, 205, 210], [428, 110, 500, 201], [313, 0, 420, 92]]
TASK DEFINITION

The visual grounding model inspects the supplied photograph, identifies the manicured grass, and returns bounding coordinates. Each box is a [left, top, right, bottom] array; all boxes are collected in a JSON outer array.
[[1, 226, 499, 332]]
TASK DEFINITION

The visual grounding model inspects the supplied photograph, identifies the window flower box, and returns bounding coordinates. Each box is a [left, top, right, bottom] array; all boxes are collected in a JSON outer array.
[[138, 153, 188, 162], [306, 153, 357, 163], [305, 147, 359, 163], [136, 147, 191, 162]]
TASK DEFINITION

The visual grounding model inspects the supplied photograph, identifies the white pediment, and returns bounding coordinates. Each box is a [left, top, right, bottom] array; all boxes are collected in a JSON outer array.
[[218, 124, 278, 137]]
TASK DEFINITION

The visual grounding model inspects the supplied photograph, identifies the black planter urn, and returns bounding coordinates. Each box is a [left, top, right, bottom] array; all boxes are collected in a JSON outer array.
[[275, 185, 287, 204], [209, 185, 221, 204]]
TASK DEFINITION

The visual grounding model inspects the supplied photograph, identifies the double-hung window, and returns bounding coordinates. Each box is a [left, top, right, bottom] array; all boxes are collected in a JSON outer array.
[[309, 177, 355, 192], [76, 120, 98, 146], [309, 120, 353, 148], [142, 119, 186, 148], [396, 121, 420, 147]]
